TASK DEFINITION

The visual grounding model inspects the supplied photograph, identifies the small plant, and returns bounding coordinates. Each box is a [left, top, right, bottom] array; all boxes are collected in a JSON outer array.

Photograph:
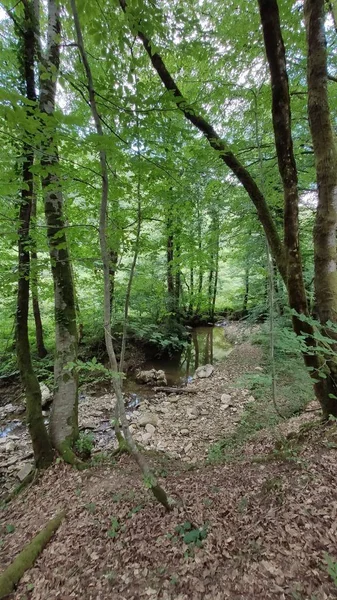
[[127, 504, 143, 518], [173, 521, 208, 549], [207, 442, 224, 463], [107, 517, 125, 539], [85, 502, 96, 514], [5, 524, 15, 534], [324, 553, 337, 587], [75, 432, 94, 459]]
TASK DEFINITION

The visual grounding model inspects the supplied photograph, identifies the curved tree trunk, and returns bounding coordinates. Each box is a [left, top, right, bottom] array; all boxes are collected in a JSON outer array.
[[118, 0, 287, 283], [70, 0, 172, 509], [305, 0, 337, 416], [38, 0, 79, 458], [16, 0, 53, 468]]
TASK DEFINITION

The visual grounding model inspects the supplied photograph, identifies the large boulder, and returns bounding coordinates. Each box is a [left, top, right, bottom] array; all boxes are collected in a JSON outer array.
[[194, 364, 214, 379], [136, 369, 167, 386]]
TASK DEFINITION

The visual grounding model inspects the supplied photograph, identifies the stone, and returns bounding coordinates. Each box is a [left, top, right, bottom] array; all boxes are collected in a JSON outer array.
[[194, 364, 214, 379], [221, 394, 232, 404], [136, 369, 167, 386], [40, 383, 52, 407], [184, 442, 193, 453], [169, 396, 178, 403], [187, 413, 198, 420], [145, 423, 156, 435], [138, 413, 158, 427], [247, 395, 255, 403], [189, 406, 200, 417], [254, 367, 264, 372], [17, 463, 33, 482], [80, 420, 97, 430], [180, 429, 189, 436], [142, 432, 152, 444], [5, 441, 16, 453]]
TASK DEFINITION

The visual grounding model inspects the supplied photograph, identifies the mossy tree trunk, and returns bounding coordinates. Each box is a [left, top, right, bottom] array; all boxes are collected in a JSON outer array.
[[70, 0, 172, 509], [38, 0, 79, 457], [16, 0, 53, 468], [305, 0, 337, 416], [258, 0, 328, 411], [31, 193, 48, 358]]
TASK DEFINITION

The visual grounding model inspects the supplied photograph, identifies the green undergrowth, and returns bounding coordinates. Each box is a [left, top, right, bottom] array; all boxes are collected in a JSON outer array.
[[208, 321, 314, 463]]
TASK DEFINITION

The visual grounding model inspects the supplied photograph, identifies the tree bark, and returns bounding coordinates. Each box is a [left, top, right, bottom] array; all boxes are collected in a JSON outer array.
[[31, 192, 48, 358], [0, 511, 65, 599], [70, 0, 172, 508], [39, 0, 79, 458], [305, 0, 337, 416], [258, 0, 327, 411], [15, 0, 53, 468]]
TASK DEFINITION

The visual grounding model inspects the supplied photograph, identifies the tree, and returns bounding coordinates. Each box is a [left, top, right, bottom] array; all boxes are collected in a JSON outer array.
[[118, 0, 337, 417], [38, 0, 79, 459], [15, 0, 53, 468], [304, 0, 337, 414]]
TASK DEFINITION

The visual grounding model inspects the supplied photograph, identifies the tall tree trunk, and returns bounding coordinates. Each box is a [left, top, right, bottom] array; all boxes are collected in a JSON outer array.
[[30, 193, 48, 358], [242, 266, 249, 315], [109, 249, 118, 316], [70, 0, 171, 509], [305, 0, 337, 416], [258, 0, 327, 411], [120, 0, 335, 415], [16, 0, 53, 468], [188, 266, 194, 315], [38, 0, 79, 458]]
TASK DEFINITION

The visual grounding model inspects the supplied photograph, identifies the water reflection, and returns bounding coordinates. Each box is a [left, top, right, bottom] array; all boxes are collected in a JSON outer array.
[[137, 326, 232, 386]]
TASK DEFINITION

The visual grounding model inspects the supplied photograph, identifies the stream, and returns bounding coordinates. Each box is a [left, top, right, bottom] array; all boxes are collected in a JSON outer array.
[[0, 324, 232, 492]]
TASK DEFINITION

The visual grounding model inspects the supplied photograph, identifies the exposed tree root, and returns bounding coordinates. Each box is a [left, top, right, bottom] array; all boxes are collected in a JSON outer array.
[[0, 510, 66, 599]]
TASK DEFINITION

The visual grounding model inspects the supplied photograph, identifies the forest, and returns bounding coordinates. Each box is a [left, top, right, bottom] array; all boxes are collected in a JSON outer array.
[[1, 0, 337, 597]]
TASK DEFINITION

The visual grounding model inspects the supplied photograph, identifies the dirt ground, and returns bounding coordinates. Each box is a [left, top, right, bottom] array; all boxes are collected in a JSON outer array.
[[1, 339, 337, 600]]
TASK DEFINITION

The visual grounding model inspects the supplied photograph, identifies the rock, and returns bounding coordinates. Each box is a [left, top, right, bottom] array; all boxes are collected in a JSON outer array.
[[221, 394, 232, 404], [136, 369, 167, 386], [254, 367, 264, 372], [187, 413, 198, 420], [2, 456, 18, 467], [247, 395, 255, 403], [189, 406, 200, 417], [5, 441, 16, 453], [194, 364, 214, 379], [180, 429, 189, 436], [40, 383, 52, 407], [142, 432, 152, 444], [145, 423, 156, 435], [138, 413, 159, 427], [80, 420, 97, 430], [17, 463, 33, 482], [184, 442, 193, 454], [169, 396, 178, 403]]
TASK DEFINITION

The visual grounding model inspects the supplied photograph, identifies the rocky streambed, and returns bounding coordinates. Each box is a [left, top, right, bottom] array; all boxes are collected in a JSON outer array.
[[0, 323, 260, 498]]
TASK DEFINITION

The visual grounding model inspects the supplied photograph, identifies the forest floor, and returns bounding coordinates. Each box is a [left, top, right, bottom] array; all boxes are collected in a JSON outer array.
[[1, 332, 337, 599]]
